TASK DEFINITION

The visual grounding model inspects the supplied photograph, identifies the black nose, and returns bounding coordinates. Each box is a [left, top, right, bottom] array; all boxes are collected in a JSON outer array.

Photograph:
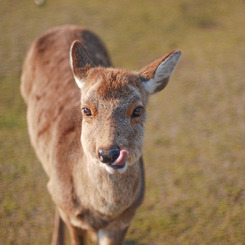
[[98, 147, 120, 164]]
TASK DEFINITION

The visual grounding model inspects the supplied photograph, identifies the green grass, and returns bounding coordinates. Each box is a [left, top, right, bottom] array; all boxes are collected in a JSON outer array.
[[0, 0, 245, 244]]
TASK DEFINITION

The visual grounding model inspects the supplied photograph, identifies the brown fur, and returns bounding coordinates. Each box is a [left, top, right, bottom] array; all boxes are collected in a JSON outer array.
[[21, 25, 181, 245]]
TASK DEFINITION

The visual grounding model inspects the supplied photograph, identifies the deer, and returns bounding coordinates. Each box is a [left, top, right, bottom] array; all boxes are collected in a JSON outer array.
[[20, 25, 181, 245]]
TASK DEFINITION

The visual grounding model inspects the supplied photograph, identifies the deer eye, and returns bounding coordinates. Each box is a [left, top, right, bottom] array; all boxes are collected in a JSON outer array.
[[82, 107, 92, 117], [132, 107, 144, 118]]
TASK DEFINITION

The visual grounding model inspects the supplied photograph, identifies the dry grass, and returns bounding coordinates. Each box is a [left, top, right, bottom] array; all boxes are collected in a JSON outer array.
[[0, 0, 245, 244]]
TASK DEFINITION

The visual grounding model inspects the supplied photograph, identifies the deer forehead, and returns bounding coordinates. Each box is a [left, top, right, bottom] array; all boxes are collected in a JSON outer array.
[[82, 87, 144, 118], [81, 69, 147, 108]]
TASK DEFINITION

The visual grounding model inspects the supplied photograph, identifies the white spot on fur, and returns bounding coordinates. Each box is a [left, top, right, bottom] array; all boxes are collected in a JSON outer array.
[[102, 161, 128, 174], [98, 230, 110, 245]]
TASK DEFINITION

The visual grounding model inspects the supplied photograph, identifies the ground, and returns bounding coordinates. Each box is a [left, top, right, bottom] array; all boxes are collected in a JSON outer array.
[[0, 0, 245, 244]]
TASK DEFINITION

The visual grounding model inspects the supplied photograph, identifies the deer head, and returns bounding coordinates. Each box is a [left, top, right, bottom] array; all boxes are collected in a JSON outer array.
[[70, 40, 181, 174]]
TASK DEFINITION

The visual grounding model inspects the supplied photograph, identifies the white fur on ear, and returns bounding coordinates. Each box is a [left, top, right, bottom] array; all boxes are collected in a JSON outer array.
[[69, 45, 74, 71], [69, 41, 91, 89], [142, 79, 159, 94], [69, 49, 84, 89], [74, 76, 85, 89], [143, 50, 181, 94]]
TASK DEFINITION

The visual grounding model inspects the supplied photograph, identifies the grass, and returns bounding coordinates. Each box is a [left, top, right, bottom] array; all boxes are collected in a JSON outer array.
[[0, 0, 245, 244]]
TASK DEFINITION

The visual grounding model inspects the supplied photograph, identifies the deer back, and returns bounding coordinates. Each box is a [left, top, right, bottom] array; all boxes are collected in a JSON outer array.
[[21, 25, 111, 175]]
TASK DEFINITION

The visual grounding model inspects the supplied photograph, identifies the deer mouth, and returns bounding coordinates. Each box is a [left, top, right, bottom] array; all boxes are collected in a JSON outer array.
[[110, 150, 128, 169]]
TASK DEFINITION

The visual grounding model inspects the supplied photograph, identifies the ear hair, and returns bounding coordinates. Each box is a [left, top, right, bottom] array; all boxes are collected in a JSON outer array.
[[70, 40, 94, 89], [139, 50, 181, 94]]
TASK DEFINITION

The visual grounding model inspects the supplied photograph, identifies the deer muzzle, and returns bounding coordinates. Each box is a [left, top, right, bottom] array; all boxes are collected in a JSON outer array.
[[98, 148, 128, 169]]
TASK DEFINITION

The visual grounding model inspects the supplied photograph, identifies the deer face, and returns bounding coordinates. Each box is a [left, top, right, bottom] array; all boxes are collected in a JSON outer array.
[[70, 41, 181, 174], [79, 68, 147, 174]]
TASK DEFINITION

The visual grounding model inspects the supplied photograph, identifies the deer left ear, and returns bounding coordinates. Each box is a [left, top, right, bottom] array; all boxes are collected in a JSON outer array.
[[70, 40, 94, 89], [139, 50, 181, 94]]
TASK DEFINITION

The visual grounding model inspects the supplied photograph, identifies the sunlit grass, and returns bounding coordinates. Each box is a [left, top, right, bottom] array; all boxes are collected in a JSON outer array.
[[0, 0, 245, 244]]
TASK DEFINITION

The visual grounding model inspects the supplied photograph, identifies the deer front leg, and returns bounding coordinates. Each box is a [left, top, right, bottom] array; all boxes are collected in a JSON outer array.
[[51, 208, 65, 245], [98, 227, 129, 245], [67, 225, 87, 245]]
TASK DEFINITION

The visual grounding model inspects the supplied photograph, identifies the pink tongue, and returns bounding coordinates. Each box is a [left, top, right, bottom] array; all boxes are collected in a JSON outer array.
[[112, 150, 128, 166]]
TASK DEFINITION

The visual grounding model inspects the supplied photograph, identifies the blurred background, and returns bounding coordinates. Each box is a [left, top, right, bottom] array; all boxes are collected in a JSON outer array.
[[0, 0, 244, 244]]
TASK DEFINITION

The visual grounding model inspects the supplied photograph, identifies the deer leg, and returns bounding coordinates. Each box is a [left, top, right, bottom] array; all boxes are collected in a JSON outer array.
[[67, 225, 87, 245], [98, 227, 129, 245], [51, 208, 65, 245], [88, 230, 98, 244]]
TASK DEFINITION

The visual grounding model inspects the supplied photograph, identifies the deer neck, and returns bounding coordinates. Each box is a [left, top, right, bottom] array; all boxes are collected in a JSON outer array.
[[73, 153, 142, 216]]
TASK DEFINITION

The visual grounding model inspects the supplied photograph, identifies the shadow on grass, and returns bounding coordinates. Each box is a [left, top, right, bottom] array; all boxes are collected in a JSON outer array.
[[125, 240, 143, 245]]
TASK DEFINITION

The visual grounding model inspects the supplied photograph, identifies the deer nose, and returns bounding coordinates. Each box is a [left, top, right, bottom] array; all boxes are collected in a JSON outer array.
[[98, 147, 120, 164]]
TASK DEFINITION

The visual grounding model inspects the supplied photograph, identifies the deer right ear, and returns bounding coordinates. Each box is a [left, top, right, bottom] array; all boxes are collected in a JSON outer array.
[[139, 50, 181, 94], [70, 40, 94, 89]]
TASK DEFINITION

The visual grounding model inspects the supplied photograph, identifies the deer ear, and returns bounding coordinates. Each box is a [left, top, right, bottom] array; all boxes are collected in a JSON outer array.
[[70, 40, 94, 89], [139, 50, 181, 94]]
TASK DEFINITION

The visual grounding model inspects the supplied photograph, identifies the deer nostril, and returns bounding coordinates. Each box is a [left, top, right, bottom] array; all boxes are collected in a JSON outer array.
[[98, 147, 120, 164]]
